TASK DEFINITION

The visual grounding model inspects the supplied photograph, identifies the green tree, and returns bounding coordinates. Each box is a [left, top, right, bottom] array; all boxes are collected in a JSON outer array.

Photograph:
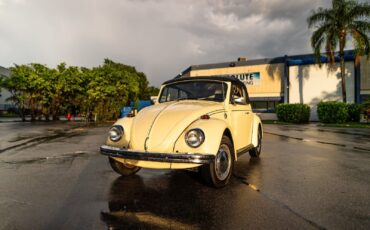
[[83, 59, 143, 121], [2, 59, 154, 122], [144, 86, 160, 99], [30, 63, 54, 121], [307, 0, 370, 103], [50, 63, 84, 120], [2, 65, 31, 121]]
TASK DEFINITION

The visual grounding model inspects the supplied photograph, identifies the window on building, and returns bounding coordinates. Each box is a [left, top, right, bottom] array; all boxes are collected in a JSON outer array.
[[251, 101, 281, 113]]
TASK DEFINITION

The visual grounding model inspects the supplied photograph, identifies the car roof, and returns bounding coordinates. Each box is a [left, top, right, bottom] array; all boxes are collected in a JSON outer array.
[[162, 76, 247, 90]]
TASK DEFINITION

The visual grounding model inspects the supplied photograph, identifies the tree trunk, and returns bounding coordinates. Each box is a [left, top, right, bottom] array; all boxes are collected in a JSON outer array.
[[340, 58, 347, 103], [44, 109, 50, 121], [52, 113, 59, 121], [30, 99, 36, 122], [20, 106, 26, 122], [339, 38, 347, 103]]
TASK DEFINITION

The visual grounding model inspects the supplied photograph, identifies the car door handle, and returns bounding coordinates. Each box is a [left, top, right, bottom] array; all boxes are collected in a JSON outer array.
[[245, 112, 250, 115]]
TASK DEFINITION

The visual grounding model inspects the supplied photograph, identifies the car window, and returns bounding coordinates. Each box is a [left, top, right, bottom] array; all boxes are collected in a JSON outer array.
[[159, 81, 228, 103]]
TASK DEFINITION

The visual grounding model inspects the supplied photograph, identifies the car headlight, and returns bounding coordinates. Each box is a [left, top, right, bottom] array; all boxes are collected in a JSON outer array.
[[109, 125, 124, 142], [185, 129, 205, 148]]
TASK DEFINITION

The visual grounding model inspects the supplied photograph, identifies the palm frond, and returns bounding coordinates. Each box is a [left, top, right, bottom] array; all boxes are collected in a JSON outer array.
[[326, 31, 338, 64], [349, 2, 370, 19], [311, 24, 333, 47], [351, 21, 370, 34], [351, 28, 370, 57], [314, 37, 325, 65], [307, 8, 333, 28]]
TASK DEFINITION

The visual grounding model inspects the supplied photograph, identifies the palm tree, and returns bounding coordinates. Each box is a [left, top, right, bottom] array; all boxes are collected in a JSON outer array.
[[307, 0, 370, 103]]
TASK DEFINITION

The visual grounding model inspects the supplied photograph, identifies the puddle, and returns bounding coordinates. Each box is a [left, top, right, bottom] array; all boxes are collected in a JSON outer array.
[[1, 129, 88, 154]]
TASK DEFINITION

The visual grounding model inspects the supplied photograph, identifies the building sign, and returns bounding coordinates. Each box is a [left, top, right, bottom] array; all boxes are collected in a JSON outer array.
[[223, 72, 261, 86]]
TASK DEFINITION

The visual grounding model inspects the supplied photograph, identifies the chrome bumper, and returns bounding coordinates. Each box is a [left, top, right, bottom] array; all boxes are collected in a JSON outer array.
[[100, 145, 215, 164]]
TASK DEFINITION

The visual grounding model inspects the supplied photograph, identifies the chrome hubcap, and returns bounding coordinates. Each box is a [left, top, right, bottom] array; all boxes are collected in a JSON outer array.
[[215, 144, 231, 181]]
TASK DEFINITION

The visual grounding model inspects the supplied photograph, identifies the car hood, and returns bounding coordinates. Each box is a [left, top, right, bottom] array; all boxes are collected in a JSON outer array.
[[129, 100, 224, 152]]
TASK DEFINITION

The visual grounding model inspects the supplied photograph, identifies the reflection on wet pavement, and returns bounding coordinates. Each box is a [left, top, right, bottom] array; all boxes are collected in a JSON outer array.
[[1, 151, 93, 165], [101, 157, 301, 230], [101, 172, 206, 230], [0, 128, 88, 154], [264, 124, 370, 152], [1, 123, 369, 229]]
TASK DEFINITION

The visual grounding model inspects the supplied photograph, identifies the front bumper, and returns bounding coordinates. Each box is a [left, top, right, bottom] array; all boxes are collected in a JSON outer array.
[[100, 145, 215, 164]]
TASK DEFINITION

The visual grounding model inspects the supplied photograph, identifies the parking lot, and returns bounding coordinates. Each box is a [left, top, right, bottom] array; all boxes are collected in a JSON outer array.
[[0, 122, 369, 229]]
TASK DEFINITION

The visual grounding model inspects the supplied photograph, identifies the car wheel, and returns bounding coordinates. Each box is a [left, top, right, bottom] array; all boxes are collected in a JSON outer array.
[[249, 126, 262, 158], [109, 157, 141, 176], [201, 135, 234, 188]]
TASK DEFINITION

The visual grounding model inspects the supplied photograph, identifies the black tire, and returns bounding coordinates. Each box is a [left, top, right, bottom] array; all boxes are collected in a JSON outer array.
[[201, 135, 234, 188], [109, 157, 141, 176], [249, 126, 262, 158]]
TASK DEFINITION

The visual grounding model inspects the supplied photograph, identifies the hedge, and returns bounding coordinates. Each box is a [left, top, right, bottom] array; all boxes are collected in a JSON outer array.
[[317, 101, 348, 123], [276, 103, 310, 123], [346, 103, 362, 122]]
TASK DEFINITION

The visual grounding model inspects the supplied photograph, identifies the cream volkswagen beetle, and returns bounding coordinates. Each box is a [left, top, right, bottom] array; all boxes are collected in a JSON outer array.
[[100, 76, 263, 187]]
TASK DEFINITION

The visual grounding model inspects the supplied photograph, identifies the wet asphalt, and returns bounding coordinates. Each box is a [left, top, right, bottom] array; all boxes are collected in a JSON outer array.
[[0, 122, 369, 230]]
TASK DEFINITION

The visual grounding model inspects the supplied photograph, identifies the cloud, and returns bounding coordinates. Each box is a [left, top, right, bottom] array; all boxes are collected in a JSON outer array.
[[0, 0, 332, 86]]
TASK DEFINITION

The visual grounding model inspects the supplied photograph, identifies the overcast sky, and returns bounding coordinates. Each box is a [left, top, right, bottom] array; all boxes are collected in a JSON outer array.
[[0, 0, 334, 86]]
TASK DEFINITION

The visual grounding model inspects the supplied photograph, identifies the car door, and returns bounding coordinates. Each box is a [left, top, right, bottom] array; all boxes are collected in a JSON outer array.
[[229, 83, 253, 152]]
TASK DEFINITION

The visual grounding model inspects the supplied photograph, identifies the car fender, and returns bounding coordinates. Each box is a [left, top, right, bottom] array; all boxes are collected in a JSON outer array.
[[251, 114, 263, 147], [173, 118, 233, 156]]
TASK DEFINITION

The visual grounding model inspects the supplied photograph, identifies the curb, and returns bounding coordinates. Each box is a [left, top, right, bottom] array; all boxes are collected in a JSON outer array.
[[264, 131, 370, 152]]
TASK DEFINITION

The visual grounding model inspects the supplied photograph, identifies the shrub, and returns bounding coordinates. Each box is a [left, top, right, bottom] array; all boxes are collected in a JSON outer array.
[[362, 97, 370, 118], [346, 103, 362, 122], [276, 103, 310, 123], [317, 101, 348, 123], [7, 107, 19, 115]]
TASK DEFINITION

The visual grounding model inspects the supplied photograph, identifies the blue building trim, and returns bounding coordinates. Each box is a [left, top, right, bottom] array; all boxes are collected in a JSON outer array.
[[178, 50, 357, 79], [287, 50, 355, 66], [283, 55, 289, 103], [355, 62, 361, 103]]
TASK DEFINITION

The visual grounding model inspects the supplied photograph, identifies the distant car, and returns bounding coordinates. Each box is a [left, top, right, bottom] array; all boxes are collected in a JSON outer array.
[[119, 100, 153, 118], [100, 76, 263, 187]]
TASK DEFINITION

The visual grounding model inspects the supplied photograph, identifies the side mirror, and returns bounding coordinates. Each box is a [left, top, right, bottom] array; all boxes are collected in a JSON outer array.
[[234, 97, 244, 104], [151, 97, 158, 104], [232, 95, 244, 104]]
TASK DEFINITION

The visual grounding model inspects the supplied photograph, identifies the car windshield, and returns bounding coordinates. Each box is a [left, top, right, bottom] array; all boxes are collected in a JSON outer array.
[[159, 80, 228, 103]]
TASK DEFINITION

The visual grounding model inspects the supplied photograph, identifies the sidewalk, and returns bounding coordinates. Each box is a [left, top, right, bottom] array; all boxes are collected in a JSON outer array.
[[0, 116, 22, 122], [0, 116, 86, 122], [263, 124, 370, 152]]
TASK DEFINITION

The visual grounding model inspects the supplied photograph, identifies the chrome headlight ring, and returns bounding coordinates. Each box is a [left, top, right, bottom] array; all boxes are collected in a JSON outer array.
[[109, 125, 124, 142], [185, 129, 205, 148]]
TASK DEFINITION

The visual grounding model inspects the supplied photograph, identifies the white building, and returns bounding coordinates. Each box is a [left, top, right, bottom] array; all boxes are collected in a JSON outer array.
[[179, 50, 370, 121]]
